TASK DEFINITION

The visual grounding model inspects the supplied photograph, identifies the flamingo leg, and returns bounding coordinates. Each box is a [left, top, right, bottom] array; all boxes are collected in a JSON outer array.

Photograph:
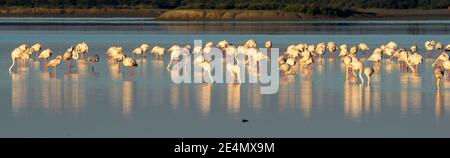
[[130, 67, 134, 78], [345, 66, 349, 80], [437, 78, 441, 90]]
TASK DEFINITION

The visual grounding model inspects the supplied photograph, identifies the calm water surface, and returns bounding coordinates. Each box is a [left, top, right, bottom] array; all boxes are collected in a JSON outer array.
[[1, 18, 450, 137]]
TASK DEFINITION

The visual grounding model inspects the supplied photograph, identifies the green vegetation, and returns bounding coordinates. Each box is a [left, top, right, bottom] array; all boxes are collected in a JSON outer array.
[[0, 0, 448, 16]]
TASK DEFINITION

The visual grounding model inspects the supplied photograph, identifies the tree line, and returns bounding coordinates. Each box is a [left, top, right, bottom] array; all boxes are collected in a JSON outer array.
[[0, 0, 448, 16]]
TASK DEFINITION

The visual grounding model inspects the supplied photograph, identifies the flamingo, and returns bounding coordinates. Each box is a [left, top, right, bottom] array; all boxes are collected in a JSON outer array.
[[194, 56, 214, 83], [368, 48, 382, 73], [63, 46, 74, 71], [279, 55, 295, 78], [19, 48, 31, 63], [106, 46, 123, 60], [386, 41, 398, 50], [132, 47, 144, 59], [193, 45, 203, 55], [295, 43, 307, 52], [381, 45, 395, 62], [38, 48, 53, 66], [122, 56, 138, 76], [202, 42, 214, 56], [425, 40, 435, 57], [18, 44, 28, 51], [339, 44, 349, 57], [397, 48, 415, 73], [285, 45, 300, 59], [435, 42, 443, 51], [349, 60, 365, 84], [9, 47, 25, 74], [246, 47, 268, 73], [358, 43, 370, 55], [316, 43, 326, 63], [432, 51, 449, 68], [432, 52, 450, 80], [217, 40, 230, 50], [75, 42, 89, 60], [327, 42, 337, 58], [87, 54, 100, 72], [364, 67, 374, 86], [140, 44, 149, 58], [436, 68, 445, 89], [349, 46, 358, 56], [343, 56, 353, 80], [225, 45, 241, 64], [46, 55, 63, 74], [244, 39, 256, 48], [151, 46, 165, 60], [286, 56, 296, 66], [299, 51, 314, 70], [228, 63, 242, 83], [30, 43, 42, 60], [111, 53, 126, 66], [167, 45, 191, 71], [408, 52, 423, 74]]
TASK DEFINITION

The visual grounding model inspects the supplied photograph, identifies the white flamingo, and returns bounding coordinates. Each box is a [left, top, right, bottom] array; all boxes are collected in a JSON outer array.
[[339, 44, 349, 57], [38, 48, 53, 64], [9, 47, 26, 74], [435, 42, 443, 51], [140, 44, 149, 58], [75, 42, 89, 60], [358, 43, 370, 55], [167, 45, 191, 71], [397, 48, 416, 73], [436, 68, 445, 89], [368, 48, 383, 72], [194, 56, 214, 83], [364, 67, 374, 86], [327, 42, 337, 53], [315, 43, 326, 63], [150, 46, 165, 60], [30, 43, 42, 60], [63, 46, 75, 70]]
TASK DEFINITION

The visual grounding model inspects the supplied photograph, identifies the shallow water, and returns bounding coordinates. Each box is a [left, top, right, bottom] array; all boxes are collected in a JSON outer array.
[[1, 18, 450, 137]]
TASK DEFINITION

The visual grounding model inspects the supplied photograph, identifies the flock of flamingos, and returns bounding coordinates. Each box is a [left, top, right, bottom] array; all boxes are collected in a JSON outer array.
[[8, 39, 450, 89]]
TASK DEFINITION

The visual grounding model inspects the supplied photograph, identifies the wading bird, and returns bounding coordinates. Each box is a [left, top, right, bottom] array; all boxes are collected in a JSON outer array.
[[75, 42, 89, 60], [359, 43, 370, 55], [38, 48, 53, 66], [46, 55, 63, 74], [87, 54, 100, 72], [364, 67, 374, 86], [63, 46, 75, 71], [30, 43, 42, 60], [9, 47, 27, 74], [151, 46, 165, 60], [122, 56, 138, 76], [436, 68, 445, 90]]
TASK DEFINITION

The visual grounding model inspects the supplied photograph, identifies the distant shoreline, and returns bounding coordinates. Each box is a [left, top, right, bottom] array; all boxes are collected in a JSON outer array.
[[0, 7, 165, 17], [0, 7, 449, 20]]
